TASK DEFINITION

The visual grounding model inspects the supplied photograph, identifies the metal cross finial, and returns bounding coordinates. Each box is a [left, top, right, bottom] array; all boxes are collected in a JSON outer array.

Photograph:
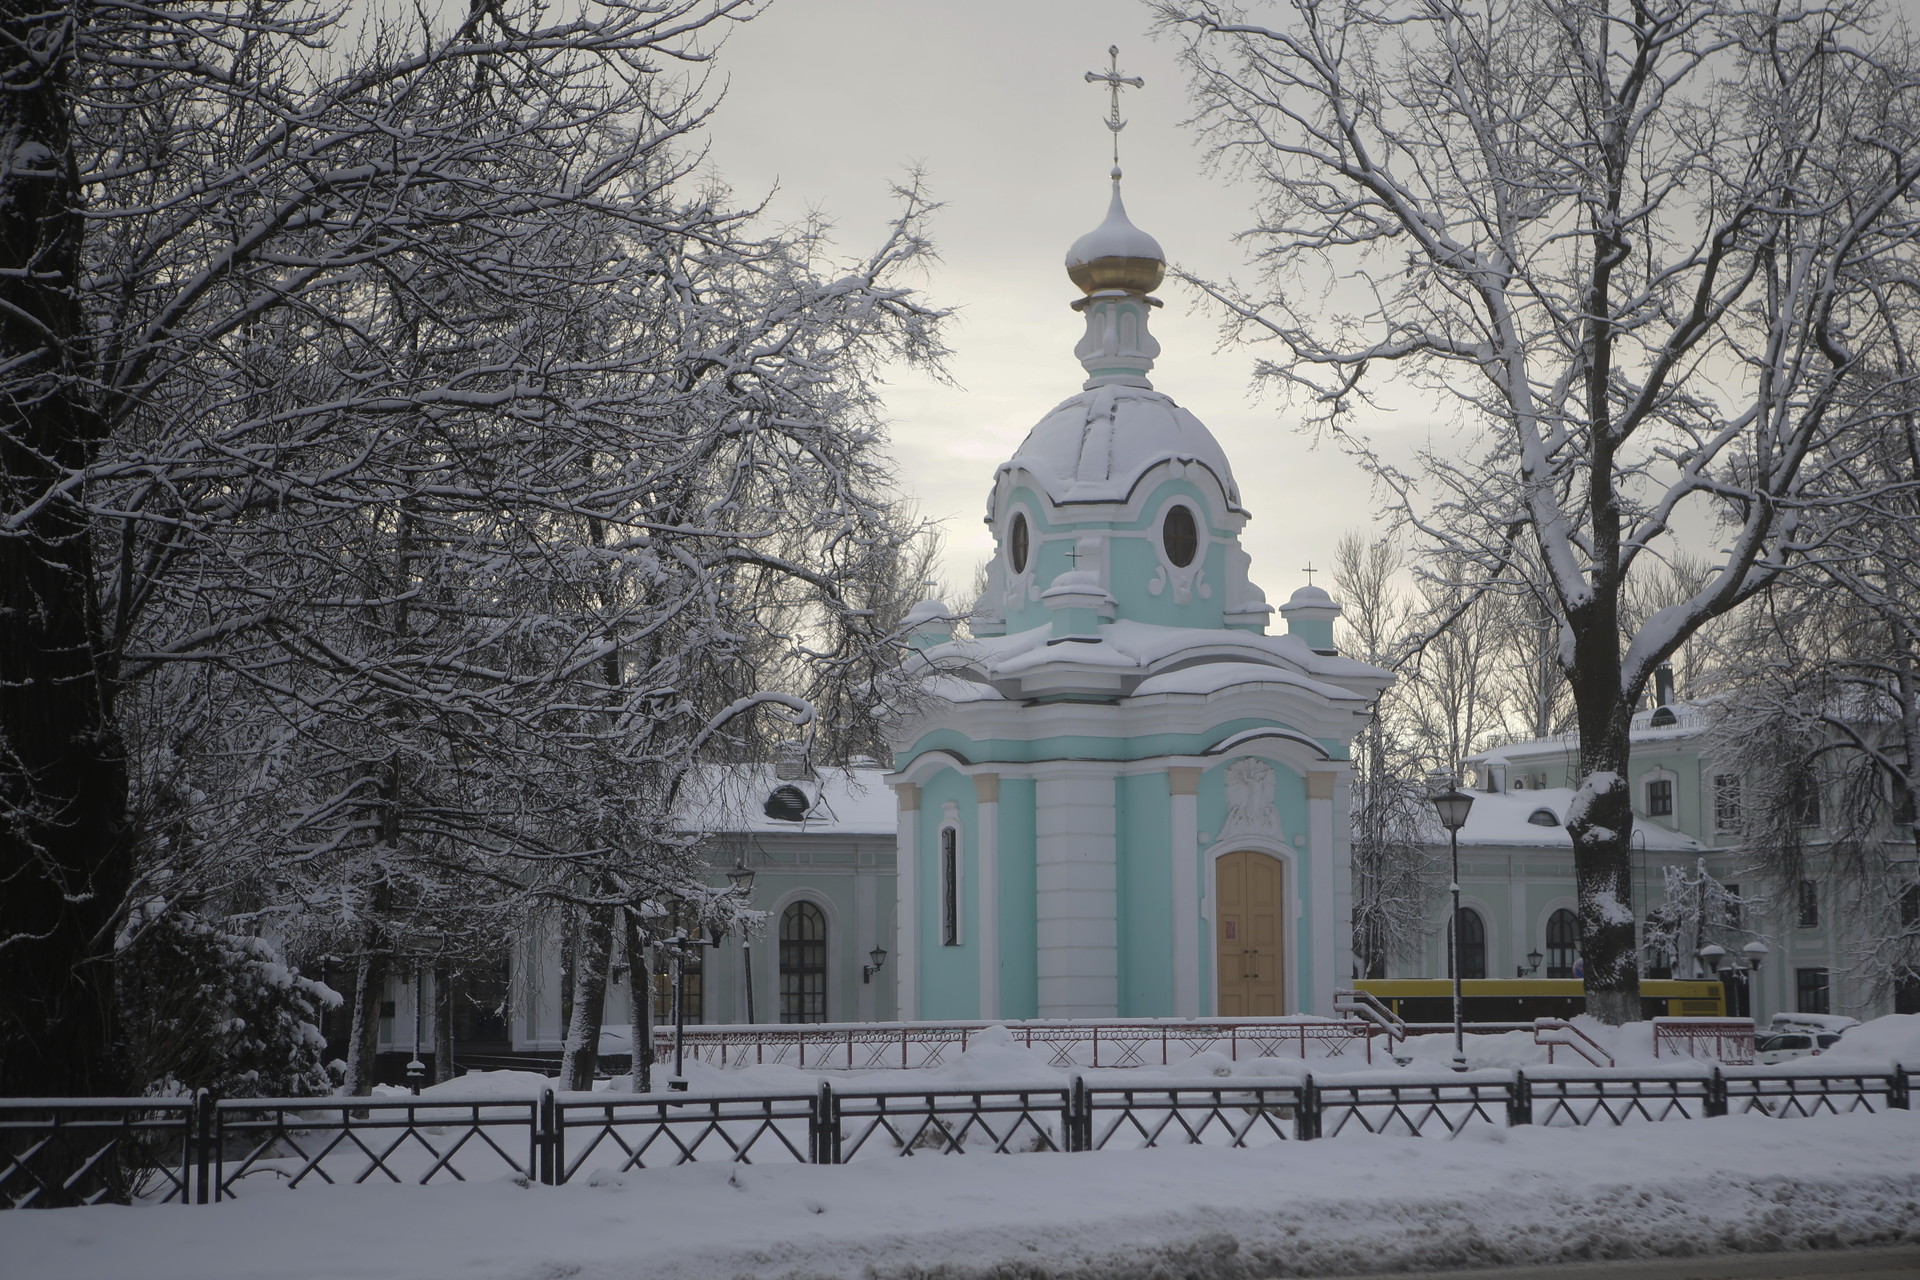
[[1085, 45, 1144, 172], [1303, 563, 1317, 585]]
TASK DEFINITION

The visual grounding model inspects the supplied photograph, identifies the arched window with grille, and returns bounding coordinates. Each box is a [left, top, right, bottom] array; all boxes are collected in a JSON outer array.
[[1449, 908, 1487, 980], [1545, 908, 1579, 979], [779, 901, 828, 1024]]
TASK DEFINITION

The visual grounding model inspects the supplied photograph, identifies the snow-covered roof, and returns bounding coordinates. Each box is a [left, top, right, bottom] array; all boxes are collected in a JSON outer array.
[[998, 383, 1243, 512], [1065, 181, 1164, 267], [1469, 701, 1708, 768], [675, 765, 895, 836], [1432, 786, 1703, 851], [927, 617, 1385, 705]]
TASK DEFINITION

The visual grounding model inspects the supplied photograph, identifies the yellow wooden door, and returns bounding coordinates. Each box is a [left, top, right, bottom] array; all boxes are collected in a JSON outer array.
[[1216, 850, 1284, 1015]]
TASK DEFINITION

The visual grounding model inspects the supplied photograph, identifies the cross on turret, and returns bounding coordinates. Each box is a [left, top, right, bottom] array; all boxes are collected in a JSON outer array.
[[1085, 46, 1144, 170]]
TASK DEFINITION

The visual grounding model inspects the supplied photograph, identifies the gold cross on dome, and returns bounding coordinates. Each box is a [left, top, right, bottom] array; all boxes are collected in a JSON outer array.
[[1085, 45, 1144, 169]]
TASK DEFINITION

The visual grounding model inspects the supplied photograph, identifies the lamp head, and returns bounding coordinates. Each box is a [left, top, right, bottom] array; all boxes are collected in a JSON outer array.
[[725, 857, 756, 896], [1696, 943, 1727, 975], [1430, 786, 1475, 832]]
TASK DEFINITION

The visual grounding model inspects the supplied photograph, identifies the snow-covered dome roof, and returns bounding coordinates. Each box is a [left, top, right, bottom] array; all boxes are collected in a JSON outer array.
[[1002, 382, 1242, 511], [1285, 584, 1335, 609], [1066, 179, 1165, 294]]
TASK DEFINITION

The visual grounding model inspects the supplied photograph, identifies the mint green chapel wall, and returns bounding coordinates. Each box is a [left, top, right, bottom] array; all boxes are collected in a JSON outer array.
[[997, 779, 1039, 1018], [1116, 771, 1175, 1015], [995, 480, 1237, 634], [1196, 755, 1313, 1012], [915, 767, 980, 1019]]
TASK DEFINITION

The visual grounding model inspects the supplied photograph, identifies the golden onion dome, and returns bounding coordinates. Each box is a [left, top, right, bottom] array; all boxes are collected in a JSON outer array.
[[1065, 176, 1165, 294]]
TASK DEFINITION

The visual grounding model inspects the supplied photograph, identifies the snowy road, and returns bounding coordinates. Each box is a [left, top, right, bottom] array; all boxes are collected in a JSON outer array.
[[1338, 1246, 1920, 1279]]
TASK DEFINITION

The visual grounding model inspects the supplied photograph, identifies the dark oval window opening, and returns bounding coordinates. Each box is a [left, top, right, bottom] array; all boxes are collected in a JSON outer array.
[[1162, 505, 1198, 568], [1009, 513, 1030, 574], [764, 784, 812, 822], [1527, 807, 1560, 827]]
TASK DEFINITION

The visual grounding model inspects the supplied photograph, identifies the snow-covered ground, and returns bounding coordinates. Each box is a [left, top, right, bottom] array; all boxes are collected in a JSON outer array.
[[5, 1108, 1916, 1280], [6, 1017, 1917, 1280]]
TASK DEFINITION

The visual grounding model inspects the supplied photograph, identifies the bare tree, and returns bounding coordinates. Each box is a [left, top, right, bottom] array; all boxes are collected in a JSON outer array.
[[1334, 533, 1441, 976], [1, 0, 946, 1095], [1163, 0, 1920, 1021]]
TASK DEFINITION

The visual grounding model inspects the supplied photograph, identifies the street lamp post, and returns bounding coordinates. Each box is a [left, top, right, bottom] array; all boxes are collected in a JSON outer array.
[[725, 858, 757, 1024], [664, 927, 717, 1091], [1742, 939, 1770, 1023], [1430, 782, 1476, 1072]]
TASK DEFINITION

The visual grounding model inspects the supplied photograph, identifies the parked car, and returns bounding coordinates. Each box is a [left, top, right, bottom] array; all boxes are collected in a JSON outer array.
[[1755, 1013, 1860, 1065]]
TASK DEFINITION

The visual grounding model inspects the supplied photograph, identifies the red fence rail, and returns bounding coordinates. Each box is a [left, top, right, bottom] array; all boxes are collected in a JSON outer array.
[[655, 1017, 1379, 1071]]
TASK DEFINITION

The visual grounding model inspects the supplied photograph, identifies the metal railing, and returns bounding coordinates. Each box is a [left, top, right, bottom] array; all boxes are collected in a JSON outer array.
[[657, 1017, 1380, 1071], [3, 1063, 1908, 1207], [1652, 1017, 1756, 1066]]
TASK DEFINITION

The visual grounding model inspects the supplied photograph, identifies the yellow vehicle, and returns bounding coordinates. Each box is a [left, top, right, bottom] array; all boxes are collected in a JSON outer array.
[[1353, 978, 1726, 1024]]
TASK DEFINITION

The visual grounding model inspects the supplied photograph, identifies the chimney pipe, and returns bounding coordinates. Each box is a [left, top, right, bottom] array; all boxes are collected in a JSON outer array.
[[1654, 663, 1675, 708]]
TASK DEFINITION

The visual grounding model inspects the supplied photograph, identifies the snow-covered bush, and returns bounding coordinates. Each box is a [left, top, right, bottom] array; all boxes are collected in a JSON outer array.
[[118, 900, 338, 1098]]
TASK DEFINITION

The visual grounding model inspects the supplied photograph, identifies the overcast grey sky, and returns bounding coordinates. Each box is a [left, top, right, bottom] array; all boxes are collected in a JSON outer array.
[[696, 0, 1421, 604]]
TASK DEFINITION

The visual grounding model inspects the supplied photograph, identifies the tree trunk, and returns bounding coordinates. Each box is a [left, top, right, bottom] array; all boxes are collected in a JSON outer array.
[[433, 959, 454, 1084], [0, 0, 135, 1100], [626, 909, 654, 1094], [1565, 624, 1642, 1025], [559, 905, 612, 1091], [343, 947, 389, 1097]]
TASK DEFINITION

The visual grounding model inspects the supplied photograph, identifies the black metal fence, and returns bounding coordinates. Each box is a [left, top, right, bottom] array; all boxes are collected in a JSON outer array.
[[3, 1065, 1909, 1208]]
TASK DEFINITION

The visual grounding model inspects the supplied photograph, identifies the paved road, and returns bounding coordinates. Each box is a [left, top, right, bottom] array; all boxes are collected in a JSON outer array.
[[1324, 1245, 1920, 1280]]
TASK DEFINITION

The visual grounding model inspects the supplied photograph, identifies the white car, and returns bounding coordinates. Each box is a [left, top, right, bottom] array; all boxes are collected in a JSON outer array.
[[1755, 1013, 1859, 1065]]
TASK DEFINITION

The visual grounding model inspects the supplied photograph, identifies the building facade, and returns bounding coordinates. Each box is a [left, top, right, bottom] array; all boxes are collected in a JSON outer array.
[[883, 176, 1390, 1021]]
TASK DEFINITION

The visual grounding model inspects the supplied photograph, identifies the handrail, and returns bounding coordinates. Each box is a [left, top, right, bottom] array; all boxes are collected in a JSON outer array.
[[1333, 988, 1407, 1043], [1532, 1018, 1615, 1068]]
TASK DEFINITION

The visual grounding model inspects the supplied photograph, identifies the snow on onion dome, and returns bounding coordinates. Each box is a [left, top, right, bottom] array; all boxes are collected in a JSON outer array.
[[1066, 175, 1166, 294]]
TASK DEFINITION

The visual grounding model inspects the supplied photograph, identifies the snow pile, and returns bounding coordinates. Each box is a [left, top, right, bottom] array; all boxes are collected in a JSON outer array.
[[1820, 1013, 1920, 1071], [5, 1111, 1915, 1280]]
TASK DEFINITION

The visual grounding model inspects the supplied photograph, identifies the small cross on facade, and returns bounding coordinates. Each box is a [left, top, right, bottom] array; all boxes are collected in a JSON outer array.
[[1085, 46, 1145, 169]]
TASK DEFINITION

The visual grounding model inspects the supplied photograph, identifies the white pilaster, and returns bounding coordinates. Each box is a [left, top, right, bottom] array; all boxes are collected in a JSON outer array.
[[1508, 858, 1527, 979], [855, 851, 876, 1022], [894, 784, 920, 1021], [1330, 770, 1354, 989], [975, 773, 1001, 1019], [1307, 769, 1340, 1016], [1169, 766, 1202, 1017], [1036, 769, 1118, 1016]]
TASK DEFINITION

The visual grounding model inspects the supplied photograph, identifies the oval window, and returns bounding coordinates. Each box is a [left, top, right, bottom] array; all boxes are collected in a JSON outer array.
[[1009, 512, 1029, 574], [1162, 505, 1198, 568]]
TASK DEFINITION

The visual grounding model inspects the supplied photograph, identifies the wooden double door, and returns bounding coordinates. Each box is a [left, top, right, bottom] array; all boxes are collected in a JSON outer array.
[[1215, 850, 1285, 1015]]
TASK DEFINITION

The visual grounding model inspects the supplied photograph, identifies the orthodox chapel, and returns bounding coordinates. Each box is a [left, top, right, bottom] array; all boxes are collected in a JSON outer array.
[[887, 171, 1393, 1022]]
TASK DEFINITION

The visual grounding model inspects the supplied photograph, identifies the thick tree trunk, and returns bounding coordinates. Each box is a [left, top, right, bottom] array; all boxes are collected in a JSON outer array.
[[1565, 626, 1642, 1025], [343, 948, 389, 1097], [0, 4, 134, 1098], [559, 905, 612, 1091]]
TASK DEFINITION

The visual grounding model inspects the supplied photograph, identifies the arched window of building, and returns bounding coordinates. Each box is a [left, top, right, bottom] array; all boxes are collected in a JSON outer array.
[[940, 826, 961, 946], [779, 901, 828, 1023], [1449, 908, 1487, 980], [1545, 908, 1579, 979]]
